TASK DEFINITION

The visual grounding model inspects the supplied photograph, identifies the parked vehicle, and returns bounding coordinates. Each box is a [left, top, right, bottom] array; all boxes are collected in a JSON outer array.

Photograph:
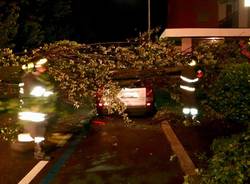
[[96, 70, 155, 116]]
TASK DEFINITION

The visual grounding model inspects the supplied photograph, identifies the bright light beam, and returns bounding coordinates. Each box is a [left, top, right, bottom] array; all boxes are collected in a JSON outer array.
[[245, 0, 250, 7]]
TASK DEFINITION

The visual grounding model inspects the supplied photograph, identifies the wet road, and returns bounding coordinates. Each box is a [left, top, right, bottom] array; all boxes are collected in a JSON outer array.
[[0, 115, 184, 184], [32, 116, 184, 184], [0, 140, 37, 184], [0, 113, 37, 184], [0, 111, 89, 184]]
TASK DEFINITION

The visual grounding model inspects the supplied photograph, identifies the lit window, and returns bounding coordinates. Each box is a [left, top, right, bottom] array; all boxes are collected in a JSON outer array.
[[245, 0, 250, 7]]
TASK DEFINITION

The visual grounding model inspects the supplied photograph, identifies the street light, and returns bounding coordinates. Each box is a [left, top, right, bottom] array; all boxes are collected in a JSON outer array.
[[245, 0, 250, 7]]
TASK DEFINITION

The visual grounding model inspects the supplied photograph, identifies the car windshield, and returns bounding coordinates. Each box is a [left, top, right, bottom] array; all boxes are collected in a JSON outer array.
[[111, 70, 151, 88]]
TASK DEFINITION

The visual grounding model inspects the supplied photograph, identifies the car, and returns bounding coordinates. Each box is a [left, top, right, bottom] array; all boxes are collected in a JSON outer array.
[[96, 70, 156, 116]]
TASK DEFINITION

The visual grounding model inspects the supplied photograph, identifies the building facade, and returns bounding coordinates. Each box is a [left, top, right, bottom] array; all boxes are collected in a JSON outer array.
[[167, 0, 218, 28], [162, 0, 250, 52], [167, 0, 250, 28]]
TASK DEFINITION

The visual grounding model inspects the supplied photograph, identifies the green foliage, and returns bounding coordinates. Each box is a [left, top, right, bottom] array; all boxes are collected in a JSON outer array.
[[0, 30, 186, 119], [25, 35, 182, 110], [0, 0, 74, 50], [42, 0, 74, 41], [0, 123, 22, 142], [0, 48, 22, 66], [0, 113, 22, 142], [192, 39, 248, 65], [0, 2, 19, 48], [200, 128, 250, 184], [0, 99, 20, 113], [207, 63, 250, 123], [1, 31, 248, 121], [17, 20, 45, 49]]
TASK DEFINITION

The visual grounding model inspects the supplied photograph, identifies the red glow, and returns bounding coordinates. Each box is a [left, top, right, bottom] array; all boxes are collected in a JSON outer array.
[[146, 89, 153, 97], [196, 70, 204, 78], [92, 120, 106, 125]]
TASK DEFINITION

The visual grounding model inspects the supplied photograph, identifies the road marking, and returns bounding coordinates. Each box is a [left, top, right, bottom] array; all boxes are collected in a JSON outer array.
[[161, 121, 197, 176], [39, 136, 82, 184], [18, 161, 48, 184]]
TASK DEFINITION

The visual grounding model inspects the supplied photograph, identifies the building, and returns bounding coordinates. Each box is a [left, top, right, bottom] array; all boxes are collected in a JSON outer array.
[[161, 0, 250, 52], [167, 0, 218, 28]]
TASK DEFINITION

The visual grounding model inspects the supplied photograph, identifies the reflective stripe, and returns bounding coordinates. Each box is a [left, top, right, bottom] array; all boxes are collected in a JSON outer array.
[[180, 75, 199, 83], [180, 85, 195, 92]]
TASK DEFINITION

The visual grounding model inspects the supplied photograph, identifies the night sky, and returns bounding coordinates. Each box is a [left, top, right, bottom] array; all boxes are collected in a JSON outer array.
[[73, 0, 167, 43], [0, 0, 167, 50]]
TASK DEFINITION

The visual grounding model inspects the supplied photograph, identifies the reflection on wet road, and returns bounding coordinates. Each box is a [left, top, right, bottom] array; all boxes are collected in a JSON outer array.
[[0, 139, 37, 184], [46, 117, 184, 184]]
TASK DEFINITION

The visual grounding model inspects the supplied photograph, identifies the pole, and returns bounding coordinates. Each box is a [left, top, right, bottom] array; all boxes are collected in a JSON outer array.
[[148, 0, 151, 34]]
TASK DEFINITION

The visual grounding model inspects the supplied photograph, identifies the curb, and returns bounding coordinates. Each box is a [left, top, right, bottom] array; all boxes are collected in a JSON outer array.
[[161, 120, 197, 176]]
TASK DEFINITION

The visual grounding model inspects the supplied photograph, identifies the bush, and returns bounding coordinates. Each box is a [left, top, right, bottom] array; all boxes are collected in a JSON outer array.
[[201, 128, 250, 184], [208, 63, 250, 123]]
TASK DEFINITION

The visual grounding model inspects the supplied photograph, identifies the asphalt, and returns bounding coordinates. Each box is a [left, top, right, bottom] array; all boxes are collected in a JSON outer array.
[[35, 117, 185, 184]]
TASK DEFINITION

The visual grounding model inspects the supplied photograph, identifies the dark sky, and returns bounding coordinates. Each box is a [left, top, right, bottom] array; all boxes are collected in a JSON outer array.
[[73, 0, 167, 42]]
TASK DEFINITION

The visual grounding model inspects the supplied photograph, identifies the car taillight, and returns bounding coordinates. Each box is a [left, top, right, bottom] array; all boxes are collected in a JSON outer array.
[[146, 88, 153, 97], [146, 88, 153, 107], [92, 120, 106, 125]]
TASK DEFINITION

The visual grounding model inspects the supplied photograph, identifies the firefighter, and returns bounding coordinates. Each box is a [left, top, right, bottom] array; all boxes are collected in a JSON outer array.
[[180, 57, 199, 124], [13, 58, 56, 159]]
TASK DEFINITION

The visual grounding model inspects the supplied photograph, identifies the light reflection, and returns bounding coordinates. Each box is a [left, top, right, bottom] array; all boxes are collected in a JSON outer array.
[[36, 58, 47, 67], [18, 83, 24, 87], [188, 60, 196, 66], [180, 75, 199, 83], [30, 86, 54, 97], [183, 108, 190, 115], [34, 136, 45, 143], [182, 107, 198, 117], [180, 85, 195, 92], [19, 88, 24, 94], [245, 0, 250, 7], [30, 86, 46, 97], [18, 112, 46, 122], [43, 91, 53, 97], [22, 63, 35, 70], [190, 108, 198, 116], [18, 133, 34, 142]]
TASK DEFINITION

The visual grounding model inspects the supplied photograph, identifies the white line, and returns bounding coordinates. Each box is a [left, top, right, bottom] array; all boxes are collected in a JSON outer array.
[[18, 160, 49, 184], [161, 121, 196, 176]]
